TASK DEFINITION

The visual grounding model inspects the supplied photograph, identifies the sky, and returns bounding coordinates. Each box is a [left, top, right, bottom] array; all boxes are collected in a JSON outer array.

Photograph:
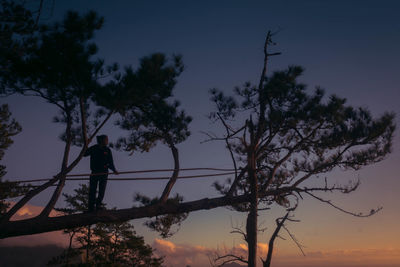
[[1, 0, 400, 266]]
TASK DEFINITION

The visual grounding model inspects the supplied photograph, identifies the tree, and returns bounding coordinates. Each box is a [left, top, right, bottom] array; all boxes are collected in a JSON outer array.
[[90, 221, 163, 266], [117, 91, 192, 237], [0, 0, 50, 91], [0, 20, 394, 267], [50, 185, 90, 265], [0, 7, 187, 232], [0, 104, 28, 218], [205, 31, 395, 266], [49, 184, 163, 266]]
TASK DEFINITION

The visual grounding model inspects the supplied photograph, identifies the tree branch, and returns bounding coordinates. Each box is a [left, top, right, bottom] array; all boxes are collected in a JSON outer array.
[[159, 141, 180, 202], [0, 187, 299, 238], [2, 109, 114, 221], [304, 191, 382, 217], [263, 212, 289, 267]]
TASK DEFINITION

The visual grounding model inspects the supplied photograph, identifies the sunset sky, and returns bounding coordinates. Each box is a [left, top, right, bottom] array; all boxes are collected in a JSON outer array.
[[1, 1, 400, 266]]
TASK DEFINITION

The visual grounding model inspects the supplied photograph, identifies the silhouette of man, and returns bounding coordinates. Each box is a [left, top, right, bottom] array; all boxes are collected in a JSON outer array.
[[84, 135, 118, 212]]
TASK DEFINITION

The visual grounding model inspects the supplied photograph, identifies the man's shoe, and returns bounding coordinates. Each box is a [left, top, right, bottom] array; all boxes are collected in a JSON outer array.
[[88, 207, 95, 213], [96, 203, 106, 211]]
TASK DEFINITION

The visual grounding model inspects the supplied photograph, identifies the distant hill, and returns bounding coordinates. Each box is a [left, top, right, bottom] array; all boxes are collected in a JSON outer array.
[[0, 244, 248, 267], [0, 245, 64, 267]]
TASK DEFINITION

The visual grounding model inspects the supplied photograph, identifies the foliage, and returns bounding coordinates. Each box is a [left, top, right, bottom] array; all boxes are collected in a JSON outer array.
[[0, 8, 112, 145], [0, 6, 190, 150], [0, 6, 192, 224], [0, 104, 28, 216], [208, 33, 395, 266], [134, 193, 188, 238], [50, 184, 163, 266], [90, 221, 163, 266], [115, 53, 191, 152], [0, 0, 37, 78], [211, 65, 395, 210]]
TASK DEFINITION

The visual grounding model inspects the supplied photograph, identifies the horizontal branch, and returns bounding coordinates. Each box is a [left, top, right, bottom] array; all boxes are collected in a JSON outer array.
[[0, 187, 295, 239], [0, 183, 373, 238]]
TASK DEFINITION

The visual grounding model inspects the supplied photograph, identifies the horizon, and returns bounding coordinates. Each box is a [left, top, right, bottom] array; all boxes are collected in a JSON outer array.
[[1, 1, 400, 267]]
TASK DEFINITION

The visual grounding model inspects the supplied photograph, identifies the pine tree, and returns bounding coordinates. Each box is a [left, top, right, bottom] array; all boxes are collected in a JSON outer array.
[[208, 31, 395, 267], [49, 184, 163, 266], [0, 104, 26, 218]]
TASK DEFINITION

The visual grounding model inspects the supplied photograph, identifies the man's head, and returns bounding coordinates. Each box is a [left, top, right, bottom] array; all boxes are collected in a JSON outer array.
[[96, 135, 109, 146]]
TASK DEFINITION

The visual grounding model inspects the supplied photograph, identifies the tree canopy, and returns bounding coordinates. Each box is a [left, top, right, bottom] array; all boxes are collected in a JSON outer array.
[[206, 31, 395, 267], [0, 104, 24, 217]]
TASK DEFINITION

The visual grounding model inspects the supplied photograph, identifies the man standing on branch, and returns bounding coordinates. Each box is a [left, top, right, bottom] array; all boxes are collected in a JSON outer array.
[[84, 135, 118, 212]]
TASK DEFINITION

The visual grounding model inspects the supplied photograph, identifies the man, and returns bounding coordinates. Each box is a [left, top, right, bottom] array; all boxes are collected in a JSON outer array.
[[84, 135, 118, 212]]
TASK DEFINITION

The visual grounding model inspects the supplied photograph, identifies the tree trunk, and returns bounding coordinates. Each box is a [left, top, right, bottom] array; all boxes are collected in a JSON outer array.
[[159, 143, 179, 202], [86, 225, 91, 263], [246, 204, 258, 267], [66, 233, 73, 266], [246, 148, 258, 267], [2, 111, 113, 222], [263, 213, 289, 267]]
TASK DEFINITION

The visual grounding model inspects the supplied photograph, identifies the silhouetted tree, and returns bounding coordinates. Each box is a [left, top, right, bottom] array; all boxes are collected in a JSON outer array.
[[49, 184, 163, 266], [51, 184, 91, 265], [0, 104, 29, 218], [0, 0, 37, 71], [117, 93, 192, 237], [0, 7, 188, 233], [211, 210, 301, 267], [206, 31, 395, 267], [0, 22, 395, 267]]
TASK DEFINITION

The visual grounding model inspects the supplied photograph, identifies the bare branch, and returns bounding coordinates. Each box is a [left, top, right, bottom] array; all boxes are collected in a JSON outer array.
[[212, 253, 248, 267], [282, 224, 306, 256], [88, 110, 114, 143], [304, 191, 382, 217]]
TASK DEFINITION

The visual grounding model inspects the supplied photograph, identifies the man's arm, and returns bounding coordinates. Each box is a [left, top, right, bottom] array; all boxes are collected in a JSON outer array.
[[84, 145, 93, 157], [107, 148, 118, 174]]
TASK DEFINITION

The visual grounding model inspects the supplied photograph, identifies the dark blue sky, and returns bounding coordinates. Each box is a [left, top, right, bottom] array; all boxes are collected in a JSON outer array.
[[3, 0, 400, 252]]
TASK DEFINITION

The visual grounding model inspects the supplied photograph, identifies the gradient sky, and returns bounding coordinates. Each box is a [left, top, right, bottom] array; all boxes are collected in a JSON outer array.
[[2, 1, 400, 266]]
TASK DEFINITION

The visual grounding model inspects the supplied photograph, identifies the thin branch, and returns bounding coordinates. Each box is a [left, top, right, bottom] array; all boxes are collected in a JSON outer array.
[[213, 253, 248, 267], [217, 113, 238, 180], [88, 110, 114, 143], [39, 106, 74, 217], [34, 0, 44, 27], [282, 225, 306, 256], [0, 175, 59, 223], [304, 191, 382, 217], [79, 97, 89, 147], [230, 218, 247, 242]]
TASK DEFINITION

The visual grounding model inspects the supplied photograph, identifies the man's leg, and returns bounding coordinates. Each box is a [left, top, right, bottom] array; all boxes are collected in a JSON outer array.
[[96, 175, 108, 210], [88, 176, 98, 212]]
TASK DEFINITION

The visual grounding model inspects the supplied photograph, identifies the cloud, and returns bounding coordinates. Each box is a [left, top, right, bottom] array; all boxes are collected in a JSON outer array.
[[0, 203, 69, 247], [153, 238, 216, 266], [153, 239, 270, 267], [273, 248, 400, 267], [214, 242, 269, 257], [3, 202, 400, 267], [153, 238, 400, 267], [16, 206, 34, 216]]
